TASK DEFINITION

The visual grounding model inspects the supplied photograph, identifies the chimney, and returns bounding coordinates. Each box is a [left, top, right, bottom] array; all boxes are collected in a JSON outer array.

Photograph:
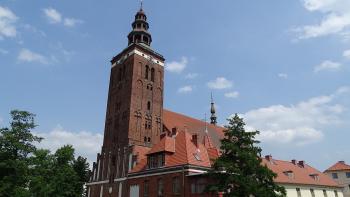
[[171, 127, 178, 137], [298, 160, 305, 168], [192, 134, 198, 147], [160, 132, 166, 139], [291, 159, 297, 165], [265, 155, 272, 161]]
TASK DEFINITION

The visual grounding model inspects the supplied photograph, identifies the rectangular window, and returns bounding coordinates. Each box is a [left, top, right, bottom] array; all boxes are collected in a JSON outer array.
[[190, 178, 206, 194], [296, 188, 301, 197], [334, 190, 338, 197], [191, 183, 196, 194], [144, 180, 149, 197], [332, 173, 338, 179], [323, 189, 328, 197], [158, 154, 165, 167], [346, 172, 350, 178], [310, 189, 315, 197], [172, 177, 180, 195], [157, 178, 164, 197]]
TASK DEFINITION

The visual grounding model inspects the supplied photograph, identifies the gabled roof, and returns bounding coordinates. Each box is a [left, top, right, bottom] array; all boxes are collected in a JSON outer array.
[[325, 161, 350, 172], [130, 129, 218, 173], [147, 136, 175, 155], [163, 109, 225, 148], [262, 158, 339, 187]]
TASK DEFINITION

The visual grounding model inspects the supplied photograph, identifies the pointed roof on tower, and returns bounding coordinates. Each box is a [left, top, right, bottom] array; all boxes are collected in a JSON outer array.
[[128, 2, 152, 46], [210, 93, 217, 125]]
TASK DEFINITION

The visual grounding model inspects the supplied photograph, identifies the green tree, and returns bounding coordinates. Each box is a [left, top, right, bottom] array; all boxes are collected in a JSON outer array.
[[73, 156, 90, 196], [0, 110, 90, 197], [0, 110, 42, 197], [51, 145, 81, 197], [28, 149, 55, 196], [207, 114, 286, 197]]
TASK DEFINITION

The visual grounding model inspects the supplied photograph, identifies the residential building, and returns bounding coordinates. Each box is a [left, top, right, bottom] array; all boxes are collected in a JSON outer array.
[[325, 161, 350, 197], [263, 156, 343, 197]]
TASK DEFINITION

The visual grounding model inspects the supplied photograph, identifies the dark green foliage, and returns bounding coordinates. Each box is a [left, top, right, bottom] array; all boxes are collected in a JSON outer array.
[[0, 110, 90, 197], [0, 110, 42, 197], [207, 114, 286, 197]]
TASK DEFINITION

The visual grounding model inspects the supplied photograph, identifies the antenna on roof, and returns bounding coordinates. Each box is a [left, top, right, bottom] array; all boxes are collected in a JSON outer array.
[[140, 0, 143, 10], [204, 113, 208, 134]]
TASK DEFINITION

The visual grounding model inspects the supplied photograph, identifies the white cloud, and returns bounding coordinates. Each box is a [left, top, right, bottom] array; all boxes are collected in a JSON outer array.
[[343, 49, 350, 59], [207, 77, 233, 90], [295, 0, 350, 39], [0, 48, 8, 55], [18, 48, 48, 64], [185, 73, 198, 79], [314, 60, 342, 72], [225, 91, 239, 98], [178, 85, 193, 93], [63, 18, 83, 27], [240, 87, 349, 146], [43, 8, 83, 27], [0, 6, 18, 39], [22, 24, 46, 37], [166, 57, 188, 73], [36, 125, 103, 165], [43, 8, 62, 24], [278, 73, 288, 79]]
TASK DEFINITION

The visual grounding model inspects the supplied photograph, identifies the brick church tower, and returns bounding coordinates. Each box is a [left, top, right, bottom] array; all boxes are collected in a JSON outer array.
[[87, 6, 165, 197]]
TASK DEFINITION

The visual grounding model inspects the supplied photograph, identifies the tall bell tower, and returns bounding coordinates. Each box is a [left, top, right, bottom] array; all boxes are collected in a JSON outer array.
[[87, 6, 165, 197], [104, 6, 164, 149]]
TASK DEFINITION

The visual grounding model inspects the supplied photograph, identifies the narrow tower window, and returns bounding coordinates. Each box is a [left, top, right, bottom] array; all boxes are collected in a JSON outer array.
[[145, 65, 149, 79], [147, 101, 151, 110], [151, 68, 155, 82]]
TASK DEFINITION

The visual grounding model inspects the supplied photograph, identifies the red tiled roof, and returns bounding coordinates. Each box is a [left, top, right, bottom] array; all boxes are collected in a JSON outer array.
[[262, 158, 339, 187], [147, 136, 175, 155], [130, 129, 217, 173], [132, 145, 151, 162], [203, 133, 215, 149], [163, 109, 225, 148], [325, 161, 350, 172]]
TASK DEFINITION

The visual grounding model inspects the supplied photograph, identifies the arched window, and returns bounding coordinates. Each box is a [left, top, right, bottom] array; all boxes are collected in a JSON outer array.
[[145, 65, 149, 79], [147, 101, 151, 110], [151, 68, 155, 82]]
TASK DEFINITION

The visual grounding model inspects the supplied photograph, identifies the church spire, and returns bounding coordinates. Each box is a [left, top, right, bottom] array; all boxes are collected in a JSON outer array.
[[127, 3, 152, 46], [210, 93, 217, 125]]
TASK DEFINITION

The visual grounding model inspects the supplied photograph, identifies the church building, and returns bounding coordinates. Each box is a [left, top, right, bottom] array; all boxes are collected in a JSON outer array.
[[86, 5, 343, 197], [86, 5, 223, 197]]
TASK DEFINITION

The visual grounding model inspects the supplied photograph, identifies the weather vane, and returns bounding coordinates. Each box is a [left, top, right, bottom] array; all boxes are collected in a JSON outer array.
[[140, 0, 143, 10]]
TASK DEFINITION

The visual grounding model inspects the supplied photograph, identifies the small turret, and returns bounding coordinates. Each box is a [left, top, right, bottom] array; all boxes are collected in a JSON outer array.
[[210, 93, 217, 125], [127, 1, 152, 46]]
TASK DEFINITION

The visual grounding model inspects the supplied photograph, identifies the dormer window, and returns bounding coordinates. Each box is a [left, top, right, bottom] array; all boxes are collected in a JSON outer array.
[[283, 170, 294, 179], [309, 173, 319, 181], [147, 153, 165, 169]]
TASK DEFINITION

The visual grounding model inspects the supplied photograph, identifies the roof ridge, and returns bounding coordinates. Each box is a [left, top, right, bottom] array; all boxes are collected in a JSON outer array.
[[164, 109, 225, 130]]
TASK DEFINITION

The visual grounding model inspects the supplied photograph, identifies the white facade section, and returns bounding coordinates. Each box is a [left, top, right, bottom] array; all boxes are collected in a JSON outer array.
[[282, 184, 344, 197], [99, 185, 103, 197], [112, 48, 164, 68], [118, 182, 123, 197], [130, 185, 140, 197], [325, 171, 350, 197]]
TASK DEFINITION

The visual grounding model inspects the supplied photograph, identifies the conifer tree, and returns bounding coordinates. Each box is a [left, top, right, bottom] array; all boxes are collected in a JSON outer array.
[[207, 114, 286, 197]]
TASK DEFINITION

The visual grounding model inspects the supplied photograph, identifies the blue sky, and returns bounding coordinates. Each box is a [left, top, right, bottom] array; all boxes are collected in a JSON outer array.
[[0, 0, 349, 170]]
